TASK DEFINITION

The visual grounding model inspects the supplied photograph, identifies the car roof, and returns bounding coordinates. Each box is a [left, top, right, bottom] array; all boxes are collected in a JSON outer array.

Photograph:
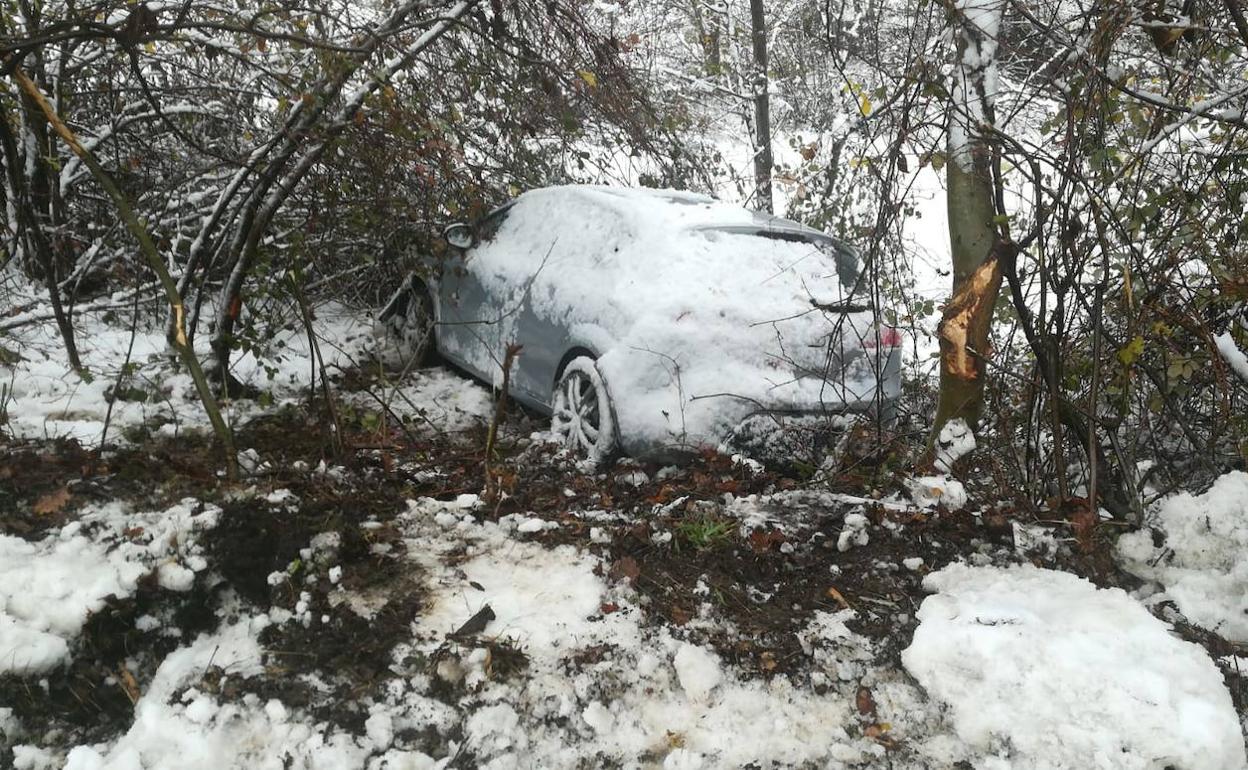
[[518, 185, 840, 244]]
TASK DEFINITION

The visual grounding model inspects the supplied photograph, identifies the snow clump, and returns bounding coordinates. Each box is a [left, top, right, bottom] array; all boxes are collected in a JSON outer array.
[[934, 418, 976, 472], [672, 643, 723, 702], [906, 476, 968, 510], [1116, 470, 1248, 643], [0, 499, 219, 674], [902, 563, 1245, 770]]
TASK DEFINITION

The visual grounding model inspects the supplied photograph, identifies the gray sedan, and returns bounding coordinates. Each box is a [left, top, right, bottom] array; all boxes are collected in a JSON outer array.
[[381, 185, 901, 464]]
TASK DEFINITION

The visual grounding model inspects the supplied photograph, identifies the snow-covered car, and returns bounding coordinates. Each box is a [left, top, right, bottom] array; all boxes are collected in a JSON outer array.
[[380, 185, 901, 463]]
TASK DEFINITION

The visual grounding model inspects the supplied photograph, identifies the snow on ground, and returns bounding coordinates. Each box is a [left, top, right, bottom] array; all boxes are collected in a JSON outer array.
[[57, 613, 358, 770], [1116, 471, 1248, 643], [6, 482, 1245, 768], [3, 298, 494, 470], [14, 495, 907, 770], [903, 563, 1247, 770], [0, 499, 220, 675], [358, 366, 493, 437], [397, 496, 896, 768], [1, 302, 377, 444], [28, 485, 1244, 769]]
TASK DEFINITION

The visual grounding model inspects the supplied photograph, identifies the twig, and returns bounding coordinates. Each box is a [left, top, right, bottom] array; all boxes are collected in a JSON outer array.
[[97, 281, 143, 453], [288, 271, 344, 458], [348, 377, 423, 447], [1088, 281, 1105, 513], [483, 343, 522, 498]]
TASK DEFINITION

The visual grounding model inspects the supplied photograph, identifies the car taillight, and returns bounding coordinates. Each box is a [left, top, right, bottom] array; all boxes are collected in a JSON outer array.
[[863, 326, 902, 349]]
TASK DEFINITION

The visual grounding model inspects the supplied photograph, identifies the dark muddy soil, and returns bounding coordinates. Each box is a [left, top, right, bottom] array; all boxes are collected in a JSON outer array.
[[3, 389, 1195, 762], [0, 574, 220, 757]]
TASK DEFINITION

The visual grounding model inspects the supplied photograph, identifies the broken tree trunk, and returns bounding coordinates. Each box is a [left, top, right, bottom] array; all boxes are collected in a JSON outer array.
[[932, 0, 1007, 440]]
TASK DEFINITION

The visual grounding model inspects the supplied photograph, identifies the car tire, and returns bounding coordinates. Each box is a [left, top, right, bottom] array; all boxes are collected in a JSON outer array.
[[390, 281, 436, 366], [551, 356, 617, 466]]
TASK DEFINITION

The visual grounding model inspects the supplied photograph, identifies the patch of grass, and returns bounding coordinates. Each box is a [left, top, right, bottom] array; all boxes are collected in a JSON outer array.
[[675, 515, 734, 550]]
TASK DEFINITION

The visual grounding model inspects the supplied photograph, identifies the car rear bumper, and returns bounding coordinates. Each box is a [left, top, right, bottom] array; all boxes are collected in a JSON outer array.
[[616, 397, 898, 464], [725, 398, 897, 461]]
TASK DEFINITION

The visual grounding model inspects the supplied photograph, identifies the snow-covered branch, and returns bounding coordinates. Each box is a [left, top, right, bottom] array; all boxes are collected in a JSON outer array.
[[1215, 332, 1248, 385]]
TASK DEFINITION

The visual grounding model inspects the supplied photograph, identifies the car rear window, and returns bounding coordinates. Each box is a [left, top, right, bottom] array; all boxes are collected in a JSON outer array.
[[733, 229, 860, 289]]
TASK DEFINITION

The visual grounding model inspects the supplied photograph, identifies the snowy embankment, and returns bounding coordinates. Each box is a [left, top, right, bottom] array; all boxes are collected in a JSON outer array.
[[2, 308, 1245, 769], [2, 299, 490, 451], [1, 302, 377, 444], [19, 489, 1244, 770]]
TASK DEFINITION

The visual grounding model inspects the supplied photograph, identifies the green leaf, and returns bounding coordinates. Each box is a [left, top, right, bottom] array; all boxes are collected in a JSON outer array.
[[1117, 336, 1145, 366]]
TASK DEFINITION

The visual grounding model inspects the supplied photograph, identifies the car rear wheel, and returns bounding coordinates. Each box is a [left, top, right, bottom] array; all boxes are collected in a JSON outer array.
[[551, 356, 616, 465]]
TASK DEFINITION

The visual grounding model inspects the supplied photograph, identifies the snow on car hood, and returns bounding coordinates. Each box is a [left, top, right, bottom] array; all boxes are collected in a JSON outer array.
[[472, 186, 893, 454]]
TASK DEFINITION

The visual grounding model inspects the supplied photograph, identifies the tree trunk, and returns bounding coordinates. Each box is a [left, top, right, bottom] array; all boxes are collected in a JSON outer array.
[[0, 99, 82, 374], [932, 0, 1006, 441], [749, 0, 774, 214], [688, 1, 722, 75]]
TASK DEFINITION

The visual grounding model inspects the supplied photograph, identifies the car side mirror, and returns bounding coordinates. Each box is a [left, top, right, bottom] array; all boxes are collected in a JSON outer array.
[[443, 223, 474, 250]]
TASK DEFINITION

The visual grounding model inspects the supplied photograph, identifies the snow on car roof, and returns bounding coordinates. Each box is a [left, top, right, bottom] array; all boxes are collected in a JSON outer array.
[[519, 184, 835, 241]]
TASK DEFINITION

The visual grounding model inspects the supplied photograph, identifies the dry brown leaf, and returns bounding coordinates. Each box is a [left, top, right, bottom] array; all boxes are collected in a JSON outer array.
[[33, 486, 71, 516], [748, 528, 786, 553], [856, 686, 877, 718], [647, 484, 676, 504], [116, 667, 141, 705], [825, 586, 852, 610], [608, 556, 640, 583]]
